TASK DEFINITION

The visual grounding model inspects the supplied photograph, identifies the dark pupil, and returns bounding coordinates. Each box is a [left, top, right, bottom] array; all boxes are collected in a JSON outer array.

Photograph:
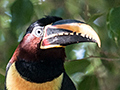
[[38, 30, 40, 33]]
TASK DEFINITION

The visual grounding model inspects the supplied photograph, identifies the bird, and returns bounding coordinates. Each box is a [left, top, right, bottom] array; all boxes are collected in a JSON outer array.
[[5, 16, 101, 90]]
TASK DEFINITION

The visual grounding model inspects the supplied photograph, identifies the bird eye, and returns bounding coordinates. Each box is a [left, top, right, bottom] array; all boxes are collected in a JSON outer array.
[[35, 29, 43, 36], [32, 26, 43, 37]]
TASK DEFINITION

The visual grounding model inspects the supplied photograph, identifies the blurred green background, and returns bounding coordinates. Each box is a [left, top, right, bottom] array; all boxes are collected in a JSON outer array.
[[1, 0, 120, 90]]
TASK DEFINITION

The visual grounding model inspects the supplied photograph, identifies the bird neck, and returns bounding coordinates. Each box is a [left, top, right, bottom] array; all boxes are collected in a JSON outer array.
[[15, 58, 64, 83], [9, 46, 66, 83], [6, 62, 64, 90]]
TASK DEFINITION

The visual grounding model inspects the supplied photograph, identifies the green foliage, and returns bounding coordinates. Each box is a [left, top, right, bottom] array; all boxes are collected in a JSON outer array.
[[78, 75, 99, 90], [108, 6, 120, 45], [65, 60, 90, 75], [1, 0, 120, 90], [0, 74, 4, 90], [11, 0, 33, 30]]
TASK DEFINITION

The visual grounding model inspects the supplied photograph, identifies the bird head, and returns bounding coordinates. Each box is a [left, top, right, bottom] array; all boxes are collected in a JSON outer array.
[[9, 16, 100, 63]]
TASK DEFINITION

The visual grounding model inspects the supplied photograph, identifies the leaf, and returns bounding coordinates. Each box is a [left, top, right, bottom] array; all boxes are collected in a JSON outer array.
[[64, 60, 90, 75], [108, 6, 120, 41], [10, 0, 33, 30], [78, 75, 99, 90], [109, 7, 120, 32]]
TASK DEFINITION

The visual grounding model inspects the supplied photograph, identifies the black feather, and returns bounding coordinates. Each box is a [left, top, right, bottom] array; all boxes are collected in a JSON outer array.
[[52, 19, 84, 25], [15, 58, 64, 83], [25, 16, 62, 34]]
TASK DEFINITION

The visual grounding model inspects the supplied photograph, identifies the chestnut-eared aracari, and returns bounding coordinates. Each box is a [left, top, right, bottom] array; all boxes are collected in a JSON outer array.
[[5, 16, 101, 90]]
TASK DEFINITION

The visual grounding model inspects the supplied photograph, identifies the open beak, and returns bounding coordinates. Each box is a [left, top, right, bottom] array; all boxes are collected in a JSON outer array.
[[40, 19, 101, 49]]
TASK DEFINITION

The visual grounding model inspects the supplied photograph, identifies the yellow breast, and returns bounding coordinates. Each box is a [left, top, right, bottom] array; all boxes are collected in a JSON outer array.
[[6, 63, 63, 90]]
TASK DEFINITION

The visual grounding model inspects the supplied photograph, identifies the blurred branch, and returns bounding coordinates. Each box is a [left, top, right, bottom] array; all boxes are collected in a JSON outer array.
[[66, 55, 120, 62], [84, 0, 89, 21], [0, 69, 5, 76]]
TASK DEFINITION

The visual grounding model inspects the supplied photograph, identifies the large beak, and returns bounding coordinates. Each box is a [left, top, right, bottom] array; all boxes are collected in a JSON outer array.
[[40, 20, 101, 49]]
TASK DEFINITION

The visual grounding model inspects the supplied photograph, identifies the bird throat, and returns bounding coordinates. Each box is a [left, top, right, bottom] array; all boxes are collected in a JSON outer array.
[[16, 58, 64, 83]]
